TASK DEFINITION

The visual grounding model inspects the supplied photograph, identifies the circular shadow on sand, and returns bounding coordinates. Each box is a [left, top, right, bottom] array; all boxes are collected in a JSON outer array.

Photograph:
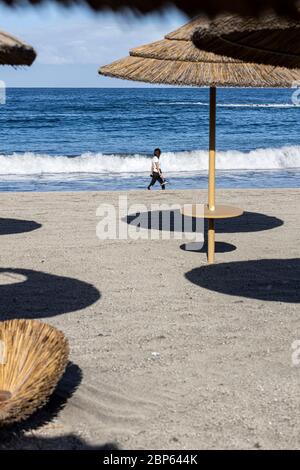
[[0, 268, 100, 320], [180, 242, 236, 253], [126, 210, 283, 234], [0, 218, 41, 235], [185, 258, 300, 303], [215, 211, 283, 233]]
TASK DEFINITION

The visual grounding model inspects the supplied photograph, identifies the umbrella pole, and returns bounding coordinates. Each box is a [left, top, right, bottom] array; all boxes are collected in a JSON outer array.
[[208, 86, 216, 264]]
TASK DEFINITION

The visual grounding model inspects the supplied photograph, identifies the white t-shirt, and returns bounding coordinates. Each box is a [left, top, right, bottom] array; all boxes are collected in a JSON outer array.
[[151, 156, 160, 173]]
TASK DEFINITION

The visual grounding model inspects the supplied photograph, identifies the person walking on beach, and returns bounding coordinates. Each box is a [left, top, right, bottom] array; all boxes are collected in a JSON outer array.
[[147, 148, 167, 190]]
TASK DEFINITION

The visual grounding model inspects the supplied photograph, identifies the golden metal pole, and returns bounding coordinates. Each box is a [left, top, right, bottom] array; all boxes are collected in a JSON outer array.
[[208, 218, 215, 263], [208, 87, 216, 264]]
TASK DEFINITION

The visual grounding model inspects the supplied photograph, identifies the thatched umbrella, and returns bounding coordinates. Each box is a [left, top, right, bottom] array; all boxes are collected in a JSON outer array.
[[192, 14, 300, 69], [0, 30, 36, 66], [99, 18, 300, 263], [0, 319, 69, 425], [1, 1, 300, 19]]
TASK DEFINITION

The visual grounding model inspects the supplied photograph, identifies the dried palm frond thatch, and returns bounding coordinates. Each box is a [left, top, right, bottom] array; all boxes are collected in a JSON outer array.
[[192, 14, 300, 69], [0, 30, 36, 66], [99, 17, 300, 87], [1, 0, 300, 19], [0, 319, 69, 426]]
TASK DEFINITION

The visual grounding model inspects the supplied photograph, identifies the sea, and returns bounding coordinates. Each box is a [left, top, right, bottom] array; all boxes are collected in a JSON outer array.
[[0, 87, 299, 192]]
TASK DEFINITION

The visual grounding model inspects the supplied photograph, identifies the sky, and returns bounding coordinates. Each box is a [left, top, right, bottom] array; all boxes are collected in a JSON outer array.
[[0, 3, 186, 87]]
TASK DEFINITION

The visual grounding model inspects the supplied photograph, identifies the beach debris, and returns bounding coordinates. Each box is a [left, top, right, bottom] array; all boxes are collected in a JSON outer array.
[[151, 352, 160, 359], [0, 319, 69, 426]]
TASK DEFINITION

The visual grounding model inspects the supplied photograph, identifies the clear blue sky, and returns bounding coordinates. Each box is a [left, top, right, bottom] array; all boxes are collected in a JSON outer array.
[[0, 4, 186, 87]]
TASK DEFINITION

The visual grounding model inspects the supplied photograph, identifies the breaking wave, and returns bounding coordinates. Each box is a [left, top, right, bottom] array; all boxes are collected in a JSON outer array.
[[0, 146, 300, 176]]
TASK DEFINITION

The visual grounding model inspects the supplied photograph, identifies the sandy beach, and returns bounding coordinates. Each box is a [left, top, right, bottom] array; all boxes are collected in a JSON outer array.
[[0, 188, 299, 450]]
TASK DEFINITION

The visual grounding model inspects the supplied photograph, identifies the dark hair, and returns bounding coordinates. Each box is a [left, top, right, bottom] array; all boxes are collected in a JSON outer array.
[[154, 148, 161, 155]]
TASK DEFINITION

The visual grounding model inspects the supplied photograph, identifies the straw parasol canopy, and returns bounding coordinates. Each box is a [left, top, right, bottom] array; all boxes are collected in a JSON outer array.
[[99, 17, 300, 87], [1, 1, 300, 19], [0, 319, 69, 426], [192, 14, 300, 69], [0, 30, 36, 66], [99, 17, 300, 263]]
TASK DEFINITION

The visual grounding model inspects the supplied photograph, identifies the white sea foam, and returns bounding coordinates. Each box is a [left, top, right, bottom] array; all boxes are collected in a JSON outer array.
[[0, 146, 300, 176]]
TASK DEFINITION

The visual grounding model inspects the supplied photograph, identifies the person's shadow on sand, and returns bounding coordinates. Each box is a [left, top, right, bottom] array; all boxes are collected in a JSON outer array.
[[0, 218, 41, 235], [0, 363, 119, 450], [0, 268, 100, 320], [185, 258, 300, 303]]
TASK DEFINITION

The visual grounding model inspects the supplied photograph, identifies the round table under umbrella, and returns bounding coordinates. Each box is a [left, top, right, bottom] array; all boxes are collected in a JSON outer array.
[[99, 17, 300, 264], [0, 30, 36, 65]]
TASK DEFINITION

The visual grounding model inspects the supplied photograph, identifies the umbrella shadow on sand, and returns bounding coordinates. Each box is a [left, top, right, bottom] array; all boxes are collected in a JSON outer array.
[[0, 268, 100, 320], [0, 435, 119, 450], [125, 210, 283, 234], [0, 218, 41, 236], [0, 363, 119, 450], [180, 241, 237, 253], [185, 258, 300, 303], [125, 210, 283, 254]]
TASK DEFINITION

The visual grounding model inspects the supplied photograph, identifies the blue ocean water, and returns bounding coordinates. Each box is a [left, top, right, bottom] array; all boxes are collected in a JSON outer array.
[[0, 87, 299, 191]]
